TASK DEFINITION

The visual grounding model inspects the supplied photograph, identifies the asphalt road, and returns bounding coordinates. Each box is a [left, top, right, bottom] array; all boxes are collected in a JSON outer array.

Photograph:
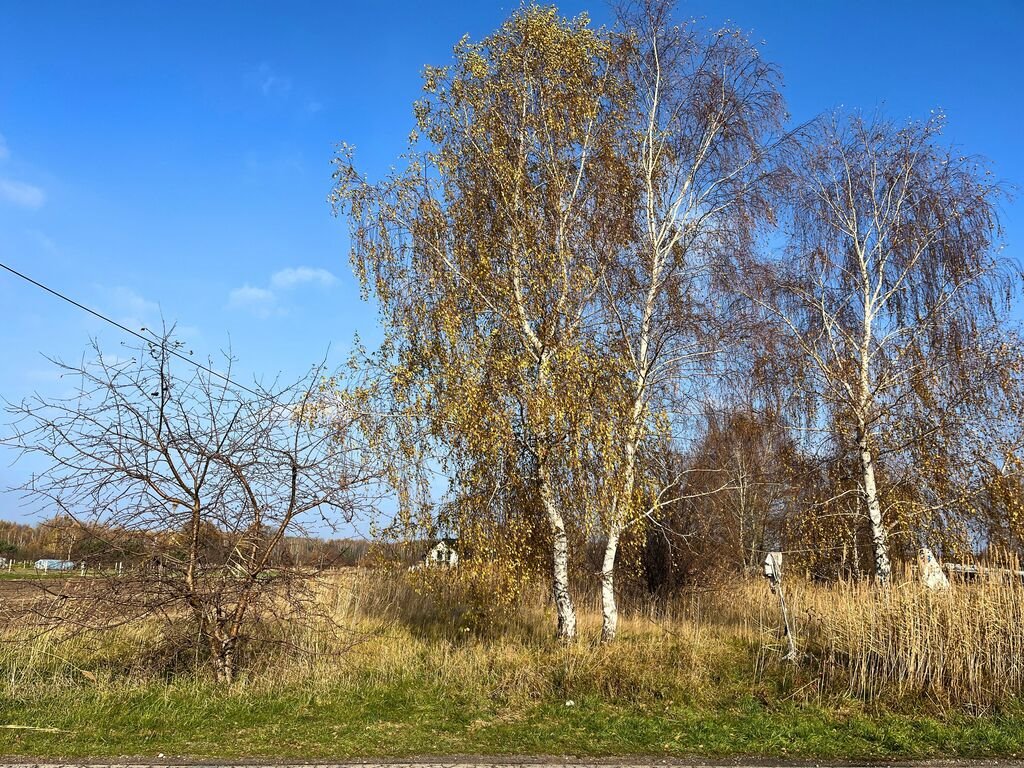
[[2, 765, 1024, 768]]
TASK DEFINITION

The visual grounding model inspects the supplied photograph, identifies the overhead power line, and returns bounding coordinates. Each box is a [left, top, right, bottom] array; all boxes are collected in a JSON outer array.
[[0, 260, 263, 398], [0, 261, 446, 430]]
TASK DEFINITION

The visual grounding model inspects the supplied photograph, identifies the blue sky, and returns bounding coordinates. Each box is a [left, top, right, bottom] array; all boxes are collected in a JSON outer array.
[[1, 0, 1022, 524]]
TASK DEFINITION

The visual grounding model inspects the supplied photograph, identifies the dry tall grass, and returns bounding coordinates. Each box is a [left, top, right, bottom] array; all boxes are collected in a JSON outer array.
[[785, 569, 1024, 708], [3, 565, 1024, 710]]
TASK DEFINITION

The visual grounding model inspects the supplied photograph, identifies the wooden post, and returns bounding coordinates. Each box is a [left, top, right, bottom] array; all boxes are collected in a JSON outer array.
[[763, 551, 798, 662]]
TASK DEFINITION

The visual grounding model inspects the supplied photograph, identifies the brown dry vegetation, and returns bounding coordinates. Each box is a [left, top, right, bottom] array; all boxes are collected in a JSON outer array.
[[3, 566, 1023, 713]]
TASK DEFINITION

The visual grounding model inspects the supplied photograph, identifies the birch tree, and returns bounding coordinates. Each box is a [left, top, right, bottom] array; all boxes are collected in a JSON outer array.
[[766, 112, 1008, 583], [332, 6, 628, 639], [594, 0, 785, 640], [906, 329, 1024, 558]]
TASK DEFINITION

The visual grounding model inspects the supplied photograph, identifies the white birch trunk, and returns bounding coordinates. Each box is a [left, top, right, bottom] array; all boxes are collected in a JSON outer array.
[[600, 527, 620, 642], [539, 461, 577, 640], [524, 334, 578, 639], [601, 432, 638, 642], [858, 428, 892, 584], [856, 262, 892, 585]]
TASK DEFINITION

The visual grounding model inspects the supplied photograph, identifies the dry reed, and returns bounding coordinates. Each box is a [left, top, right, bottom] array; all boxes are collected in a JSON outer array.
[[2, 565, 1023, 710]]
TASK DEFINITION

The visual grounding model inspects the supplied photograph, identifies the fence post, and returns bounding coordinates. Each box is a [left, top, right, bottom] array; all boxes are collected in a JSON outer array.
[[763, 551, 798, 662]]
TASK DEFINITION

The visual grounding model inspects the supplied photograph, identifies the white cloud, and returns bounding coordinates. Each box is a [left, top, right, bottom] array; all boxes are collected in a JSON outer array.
[[251, 63, 292, 98], [110, 286, 159, 319], [0, 178, 45, 209], [245, 65, 324, 119], [228, 284, 279, 318], [229, 284, 275, 306], [96, 286, 165, 332], [228, 266, 336, 319], [270, 266, 337, 289], [0, 133, 9, 162]]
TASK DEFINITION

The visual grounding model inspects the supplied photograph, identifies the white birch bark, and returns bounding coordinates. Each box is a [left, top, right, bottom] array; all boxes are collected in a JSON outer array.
[[857, 422, 892, 583], [601, 405, 643, 641], [600, 527, 620, 640], [599, 12, 782, 639], [856, 248, 892, 585], [539, 459, 577, 639], [511, 235, 580, 638]]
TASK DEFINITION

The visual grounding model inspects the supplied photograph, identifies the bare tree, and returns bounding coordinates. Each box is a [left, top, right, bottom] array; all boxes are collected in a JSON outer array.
[[5, 330, 380, 682], [692, 407, 794, 570]]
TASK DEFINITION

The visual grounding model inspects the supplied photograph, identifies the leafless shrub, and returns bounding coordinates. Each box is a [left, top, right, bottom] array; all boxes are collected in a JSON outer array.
[[4, 329, 384, 682]]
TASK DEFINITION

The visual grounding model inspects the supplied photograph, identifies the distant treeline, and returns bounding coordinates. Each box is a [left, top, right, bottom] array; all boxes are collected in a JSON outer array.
[[0, 516, 371, 568]]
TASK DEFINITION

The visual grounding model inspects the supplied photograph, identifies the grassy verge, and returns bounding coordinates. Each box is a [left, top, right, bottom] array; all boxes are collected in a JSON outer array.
[[3, 681, 1024, 760], [5, 570, 1024, 760]]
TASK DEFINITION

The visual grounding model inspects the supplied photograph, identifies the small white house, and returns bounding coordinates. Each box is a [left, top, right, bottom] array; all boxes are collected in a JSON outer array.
[[424, 538, 459, 568]]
